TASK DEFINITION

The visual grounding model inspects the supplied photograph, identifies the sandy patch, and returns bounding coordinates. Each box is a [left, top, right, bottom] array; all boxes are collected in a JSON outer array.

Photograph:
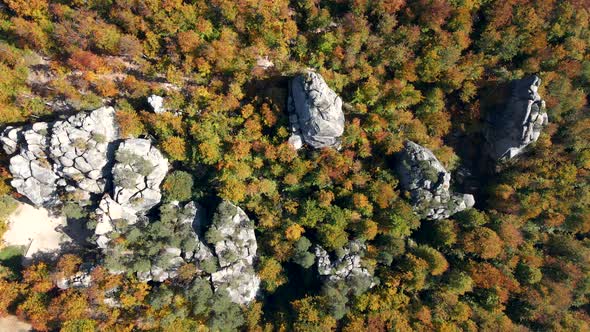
[[3, 203, 67, 259], [0, 315, 31, 332]]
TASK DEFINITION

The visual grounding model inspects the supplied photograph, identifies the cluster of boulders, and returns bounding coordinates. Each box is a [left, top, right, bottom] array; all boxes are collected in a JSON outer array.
[[1, 105, 260, 305], [1, 107, 119, 206], [485, 75, 549, 161], [395, 141, 475, 220], [95, 198, 259, 304], [287, 71, 345, 150], [0, 106, 170, 222], [2, 73, 551, 306], [315, 240, 375, 286], [56, 263, 93, 289], [208, 201, 259, 304]]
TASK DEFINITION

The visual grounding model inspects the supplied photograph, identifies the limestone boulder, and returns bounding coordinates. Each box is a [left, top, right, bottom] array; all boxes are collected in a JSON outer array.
[[315, 240, 375, 285], [112, 139, 168, 212], [0, 107, 118, 206], [147, 95, 166, 114], [49, 106, 118, 198], [395, 141, 475, 220], [208, 201, 259, 304], [4, 123, 59, 206], [485, 75, 549, 160], [287, 72, 345, 149]]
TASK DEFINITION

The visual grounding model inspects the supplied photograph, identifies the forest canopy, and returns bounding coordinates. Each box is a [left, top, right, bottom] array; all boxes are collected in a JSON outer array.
[[0, 0, 589, 331]]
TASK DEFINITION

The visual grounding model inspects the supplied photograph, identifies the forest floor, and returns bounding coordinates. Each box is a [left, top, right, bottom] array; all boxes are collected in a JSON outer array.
[[2, 203, 67, 260]]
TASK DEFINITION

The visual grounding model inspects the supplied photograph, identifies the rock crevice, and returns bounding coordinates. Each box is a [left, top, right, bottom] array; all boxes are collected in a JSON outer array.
[[287, 71, 345, 150], [484, 75, 549, 161], [395, 141, 475, 220]]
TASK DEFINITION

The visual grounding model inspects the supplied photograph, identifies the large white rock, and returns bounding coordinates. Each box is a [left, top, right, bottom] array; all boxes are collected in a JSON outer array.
[[112, 139, 168, 212], [50, 106, 119, 198], [395, 141, 475, 220], [211, 260, 260, 305], [6, 124, 59, 206], [315, 240, 374, 284], [1, 107, 119, 207], [485, 75, 549, 161], [288, 71, 345, 150], [148, 95, 166, 114], [208, 201, 259, 304]]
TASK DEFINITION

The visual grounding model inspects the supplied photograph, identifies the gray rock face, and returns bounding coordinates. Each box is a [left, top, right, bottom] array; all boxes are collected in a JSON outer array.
[[94, 138, 168, 251], [112, 139, 168, 212], [209, 201, 259, 305], [147, 95, 166, 114], [485, 75, 549, 160], [56, 265, 93, 289], [396, 141, 475, 220], [94, 194, 140, 249], [49, 107, 119, 199], [288, 72, 345, 150], [315, 240, 374, 285], [1, 108, 117, 206], [0, 107, 169, 209]]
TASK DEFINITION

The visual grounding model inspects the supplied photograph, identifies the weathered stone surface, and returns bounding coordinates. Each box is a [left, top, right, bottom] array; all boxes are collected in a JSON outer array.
[[1, 107, 118, 206], [148, 95, 166, 114], [5, 123, 59, 206], [485, 75, 549, 161], [94, 194, 139, 249], [0, 126, 21, 155], [112, 139, 168, 212], [315, 240, 374, 284], [179, 201, 214, 263], [287, 71, 345, 150], [211, 260, 260, 305], [49, 106, 119, 198], [209, 201, 259, 304], [56, 264, 93, 289], [396, 141, 475, 220]]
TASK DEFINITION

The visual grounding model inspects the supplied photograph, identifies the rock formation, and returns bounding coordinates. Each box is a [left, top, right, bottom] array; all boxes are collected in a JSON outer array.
[[147, 94, 166, 114], [287, 71, 345, 150], [0, 107, 118, 206], [209, 201, 259, 304], [396, 141, 475, 220], [315, 240, 374, 285], [112, 139, 168, 212], [56, 263, 93, 289], [93, 199, 259, 304], [0, 107, 168, 211], [485, 75, 549, 160], [2, 106, 259, 305]]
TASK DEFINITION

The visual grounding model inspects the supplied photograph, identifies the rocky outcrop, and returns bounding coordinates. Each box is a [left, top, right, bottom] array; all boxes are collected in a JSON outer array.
[[209, 201, 259, 305], [49, 107, 119, 199], [148, 95, 166, 114], [315, 240, 374, 285], [0, 107, 169, 210], [94, 199, 259, 304], [287, 71, 345, 150], [0, 107, 118, 206], [485, 75, 549, 161], [56, 264, 93, 289], [112, 139, 168, 212], [96, 200, 212, 281], [396, 141, 475, 220], [94, 195, 140, 249], [94, 138, 168, 249]]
